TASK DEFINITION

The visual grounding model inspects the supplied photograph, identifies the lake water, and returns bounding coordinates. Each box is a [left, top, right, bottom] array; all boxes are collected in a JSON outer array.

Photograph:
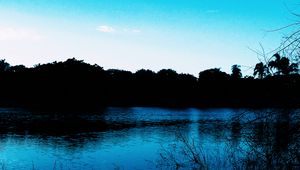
[[0, 107, 299, 169]]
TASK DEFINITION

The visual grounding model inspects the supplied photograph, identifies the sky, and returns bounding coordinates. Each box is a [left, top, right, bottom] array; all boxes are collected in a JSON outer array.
[[0, 0, 299, 75]]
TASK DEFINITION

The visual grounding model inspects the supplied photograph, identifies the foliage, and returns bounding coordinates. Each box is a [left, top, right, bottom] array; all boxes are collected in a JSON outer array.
[[199, 68, 230, 81], [253, 62, 269, 79], [0, 59, 10, 72], [231, 65, 242, 79], [0, 58, 297, 109], [268, 53, 298, 75]]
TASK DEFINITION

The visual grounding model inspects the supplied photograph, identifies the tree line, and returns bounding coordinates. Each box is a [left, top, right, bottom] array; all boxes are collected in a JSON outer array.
[[0, 54, 299, 111]]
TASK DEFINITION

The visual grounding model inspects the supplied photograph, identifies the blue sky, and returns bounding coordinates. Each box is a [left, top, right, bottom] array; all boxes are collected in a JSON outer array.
[[0, 0, 298, 75]]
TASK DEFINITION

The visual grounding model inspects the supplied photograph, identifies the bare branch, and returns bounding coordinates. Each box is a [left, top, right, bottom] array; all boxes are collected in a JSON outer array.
[[265, 22, 300, 32]]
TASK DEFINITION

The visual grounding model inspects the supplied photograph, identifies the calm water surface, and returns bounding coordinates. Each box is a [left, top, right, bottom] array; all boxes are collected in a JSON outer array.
[[0, 107, 298, 169]]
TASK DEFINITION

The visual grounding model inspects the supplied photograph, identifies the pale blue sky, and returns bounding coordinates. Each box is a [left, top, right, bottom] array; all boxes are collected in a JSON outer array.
[[0, 0, 299, 75]]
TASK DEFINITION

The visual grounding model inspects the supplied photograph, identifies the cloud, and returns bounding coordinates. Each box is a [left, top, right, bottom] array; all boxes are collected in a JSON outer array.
[[0, 27, 42, 41], [96, 25, 115, 33]]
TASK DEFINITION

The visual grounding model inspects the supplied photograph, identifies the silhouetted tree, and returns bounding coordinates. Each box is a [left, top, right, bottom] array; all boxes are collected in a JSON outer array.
[[157, 69, 178, 80], [0, 59, 10, 72], [0, 57, 297, 109], [178, 73, 197, 83], [135, 69, 156, 79], [289, 63, 299, 74], [254, 62, 269, 79], [231, 65, 242, 79], [107, 69, 133, 80], [244, 75, 254, 80], [198, 68, 230, 81], [9, 65, 27, 73], [269, 53, 298, 75]]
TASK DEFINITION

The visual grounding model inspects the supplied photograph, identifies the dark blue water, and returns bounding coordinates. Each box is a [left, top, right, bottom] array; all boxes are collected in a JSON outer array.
[[0, 108, 297, 169]]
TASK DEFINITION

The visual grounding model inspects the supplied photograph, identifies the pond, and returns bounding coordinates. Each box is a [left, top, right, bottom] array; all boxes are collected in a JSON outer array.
[[0, 107, 299, 169]]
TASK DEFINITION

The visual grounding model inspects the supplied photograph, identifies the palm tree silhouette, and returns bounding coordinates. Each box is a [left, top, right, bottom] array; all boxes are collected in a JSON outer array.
[[254, 62, 269, 79], [268, 53, 298, 75], [231, 65, 242, 79]]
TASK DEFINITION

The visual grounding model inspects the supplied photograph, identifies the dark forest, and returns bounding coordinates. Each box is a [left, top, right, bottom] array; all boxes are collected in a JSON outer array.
[[0, 52, 299, 111]]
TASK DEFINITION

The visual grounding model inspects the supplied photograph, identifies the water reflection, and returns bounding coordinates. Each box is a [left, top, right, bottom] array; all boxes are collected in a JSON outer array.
[[158, 109, 300, 170], [0, 108, 299, 169], [229, 109, 300, 170]]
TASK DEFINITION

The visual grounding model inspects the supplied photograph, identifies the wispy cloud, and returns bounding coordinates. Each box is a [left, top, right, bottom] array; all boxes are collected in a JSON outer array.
[[96, 25, 115, 33], [0, 27, 42, 41]]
